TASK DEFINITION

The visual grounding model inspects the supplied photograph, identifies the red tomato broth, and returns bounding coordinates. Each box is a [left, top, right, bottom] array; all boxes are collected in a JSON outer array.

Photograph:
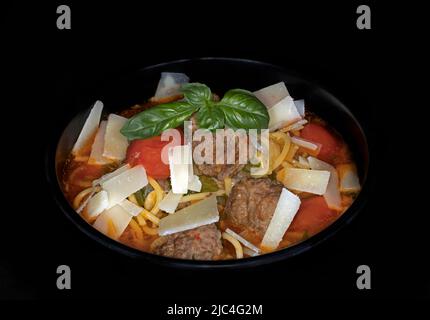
[[62, 158, 109, 202], [300, 122, 351, 165], [288, 196, 339, 236]]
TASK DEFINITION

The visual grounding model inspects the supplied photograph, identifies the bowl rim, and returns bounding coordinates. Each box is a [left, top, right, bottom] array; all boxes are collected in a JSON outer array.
[[45, 57, 370, 269]]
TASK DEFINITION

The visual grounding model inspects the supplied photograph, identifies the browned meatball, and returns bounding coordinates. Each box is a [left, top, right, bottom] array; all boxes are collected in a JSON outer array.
[[150, 224, 223, 260], [193, 132, 247, 180], [224, 178, 283, 236], [190, 114, 247, 180]]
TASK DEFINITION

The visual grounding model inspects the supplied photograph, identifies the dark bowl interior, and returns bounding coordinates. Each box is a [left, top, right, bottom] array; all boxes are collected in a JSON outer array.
[[47, 58, 370, 268]]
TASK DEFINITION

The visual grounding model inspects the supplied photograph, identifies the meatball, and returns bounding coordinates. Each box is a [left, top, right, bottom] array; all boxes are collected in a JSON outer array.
[[224, 178, 283, 237], [193, 132, 247, 180], [150, 224, 223, 260], [191, 115, 247, 180]]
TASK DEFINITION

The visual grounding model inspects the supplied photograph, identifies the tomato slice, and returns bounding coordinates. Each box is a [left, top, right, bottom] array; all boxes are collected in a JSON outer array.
[[126, 132, 182, 179], [300, 123, 346, 164], [289, 196, 338, 236]]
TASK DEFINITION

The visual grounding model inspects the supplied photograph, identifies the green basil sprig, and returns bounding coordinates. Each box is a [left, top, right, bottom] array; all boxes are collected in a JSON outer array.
[[121, 83, 269, 140]]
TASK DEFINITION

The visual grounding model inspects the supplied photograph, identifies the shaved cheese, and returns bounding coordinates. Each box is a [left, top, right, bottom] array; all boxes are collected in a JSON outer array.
[[261, 188, 301, 250], [222, 232, 243, 259], [280, 119, 308, 132], [298, 156, 310, 168], [103, 114, 129, 161], [294, 99, 305, 117], [268, 96, 302, 131], [76, 188, 97, 213], [158, 194, 219, 236], [72, 100, 103, 155], [73, 186, 94, 209], [308, 157, 342, 210], [225, 228, 260, 254], [169, 145, 191, 194], [187, 150, 202, 192], [285, 144, 299, 162], [101, 165, 148, 208], [119, 199, 143, 216], [337, 163, 361, 193], [92, 164, 131, 187], [253, 82, 290, 108], [158, 191, 183, 214], [243, 247, 260, 257], [141, 210, 160, 225], [154, 72, 189, 99], [291, 136, 320, 151], [188, 175, 202, 192], [93, 205, 132, 239], [89, 121, 111, 165], [86, 190, 109, 218], [282, 168, 330, 195]]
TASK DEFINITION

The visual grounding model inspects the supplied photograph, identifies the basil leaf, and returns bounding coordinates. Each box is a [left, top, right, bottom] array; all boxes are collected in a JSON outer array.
[[121, 83, 269, 140], [196, 102, 225, 130], [121, 101, 198, 140], [199, 176, 219, 192], [242, 162, 262, 173], [134, 185, 154, 206], [217, 89, 269, 130], [181, 83, 212, 107]]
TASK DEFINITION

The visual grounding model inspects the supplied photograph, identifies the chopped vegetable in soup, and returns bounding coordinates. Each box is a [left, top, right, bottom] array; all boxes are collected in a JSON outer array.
[[61, 75, 361, 260]]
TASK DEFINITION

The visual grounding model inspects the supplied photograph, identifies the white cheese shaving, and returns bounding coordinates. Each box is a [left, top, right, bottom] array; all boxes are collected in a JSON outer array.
[[243, 247, 260, 257], [298, 156, 311, 169], [103, 113, 129, 161], [261, 188, 301, 250], [72, 100, 103, 155], [169, 145, 191, 194], [76, 188, 97, 214], [158, 194, 219, 236], [101, 165, 148, 208], [291, 136, 319, 151], [338, 164, 361, 193], [92, 164, 131, 187], [89, 120, 111, 165], [93, 205, 132, 239], [253, 82, 290, 108], [294, 99, 305, 117], [158, 190, 183, 214], [86, 190, 109, 218], [118, 199, 143, 217], [308, 157, 342, 210], [188, 175, 202, 192], [154, 72, 189, 99], [225, 228, 260, 254], [282, 168, 330, 195], [268, 96, 302, 131]]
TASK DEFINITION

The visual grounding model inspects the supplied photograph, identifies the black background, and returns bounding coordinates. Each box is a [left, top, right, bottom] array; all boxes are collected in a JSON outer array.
[[1, 0, 428, 307]]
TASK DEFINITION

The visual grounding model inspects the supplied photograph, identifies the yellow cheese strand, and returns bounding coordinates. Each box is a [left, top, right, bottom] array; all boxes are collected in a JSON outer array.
[[148, 177, 164, 215], [140, 209, 160, 225], [224, 178, 232, 196], [129, 218, 143, 242], [73, 187, 94, 209], [270, 132, 291, 172], [222, 232, 243, 259]]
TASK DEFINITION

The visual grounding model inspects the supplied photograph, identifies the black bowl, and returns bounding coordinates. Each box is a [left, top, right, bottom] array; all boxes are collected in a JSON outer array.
[[46, 58, 370, 268]]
